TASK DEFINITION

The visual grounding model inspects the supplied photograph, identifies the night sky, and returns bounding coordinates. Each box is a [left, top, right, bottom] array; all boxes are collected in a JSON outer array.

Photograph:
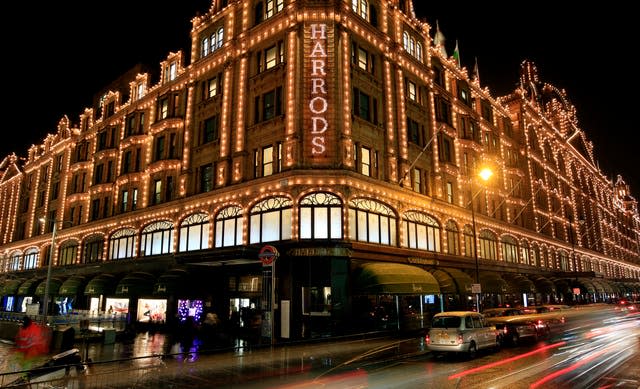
[[3, 1, 638, 197]]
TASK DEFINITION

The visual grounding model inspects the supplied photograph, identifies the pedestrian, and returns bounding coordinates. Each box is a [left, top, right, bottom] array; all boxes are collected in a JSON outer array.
[[12, 316, 49, 371]]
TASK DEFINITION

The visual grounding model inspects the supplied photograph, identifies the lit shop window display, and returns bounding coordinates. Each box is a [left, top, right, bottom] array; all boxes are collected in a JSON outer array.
[[137, 299, 167, 322], [178, 299, 203, 323], [105, 298, 129, 316]]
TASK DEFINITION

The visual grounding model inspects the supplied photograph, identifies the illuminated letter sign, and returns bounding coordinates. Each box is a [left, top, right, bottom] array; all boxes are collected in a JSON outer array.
[[308, 23, 330, 158]]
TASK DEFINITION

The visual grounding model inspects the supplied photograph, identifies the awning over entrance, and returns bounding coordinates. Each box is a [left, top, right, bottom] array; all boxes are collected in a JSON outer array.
[[527, 275, 556, 294], [571, 278, 597, 294], [591, 279, 615, 294], [35, 278, 64, 296], [59, 276, 86, 296], [0, 279, 23, 296], [115, 272, 155, 297], [428, 268, 473, 294], [552, 278, 572, 295], [84, 274, 117, 296], [17, 278, 41, 296], [501, 273, 536, 294], [354, 262, 440, 295], [478, 272, 508, 294], [153, 268, 189, 296]]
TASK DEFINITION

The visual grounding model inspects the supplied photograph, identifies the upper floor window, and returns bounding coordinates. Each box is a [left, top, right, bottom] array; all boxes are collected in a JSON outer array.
[[59, 241, 78, 266], [403, 212, 441, 252], [435, 96, 452, 125], [201, 115, 220, 145], [407, 80, 417, 102], [157, 92, 183, 120], [109, 228, 136, 260], [348, 198, 397, 246], [23, 249, 38, 270], [9, 252, 21, 271], [458, 81, 471, 106], [353, 88, 377, 124], [141, 221, 174, 256], [351, 42, 375, 74], [438, 133, 454, 163], [199, 164, 214, 193], [249, 197, 292, 244], [479, 230, 498, 260], [83, 235, 104, 264], [215, 206, 244, 247], [257, 41, 285, 73], [179, 212, 210, 252], [352, 0, 368, 19], [501, 236, 518, 263], [254, 0, 284, 25], [402, 31, 422, 61], [254, 143, 282, 178], [445, 220, 460, 255], [254, 87, 283, 123], [299, 192, 343, 239], [202, 27, 225, 57]]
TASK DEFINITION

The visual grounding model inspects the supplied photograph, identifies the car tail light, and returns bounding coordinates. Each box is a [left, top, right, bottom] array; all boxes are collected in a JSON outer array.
[[456, 334, 463, 345], [425, 334, 431, 344]]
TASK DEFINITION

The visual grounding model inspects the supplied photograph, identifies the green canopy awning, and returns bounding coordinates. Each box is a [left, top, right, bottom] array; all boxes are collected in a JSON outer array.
[[553, 278, 572, 294], [573, 278, 597, 294], [478, 272, 508, 294], [527, 275, 556, 294], [17, 278, 41, 296], [35, 278, 64, 296], [59, 276, 86, 296], [502, 273, 536, 294], [428, 268, 473, 294], [1, 279, 23, 296], [592, 279, 615, 294], [354, 262, 440, 295], [115, 272, 155, 296], [85, 274, 117, 295], [153, 269, 189, 296]]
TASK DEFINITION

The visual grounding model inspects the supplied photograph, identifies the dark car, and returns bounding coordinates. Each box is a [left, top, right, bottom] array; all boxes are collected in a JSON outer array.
[[486, 316, 549, 345], [482, 307, 525, 318]]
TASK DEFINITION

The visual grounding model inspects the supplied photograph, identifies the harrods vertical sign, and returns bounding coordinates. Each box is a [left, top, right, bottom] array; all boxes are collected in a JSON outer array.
[[304, 22, 335, 165]]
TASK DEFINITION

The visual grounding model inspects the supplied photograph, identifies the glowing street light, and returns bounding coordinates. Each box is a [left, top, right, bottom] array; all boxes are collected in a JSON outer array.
[[469, 167, 493, 312]]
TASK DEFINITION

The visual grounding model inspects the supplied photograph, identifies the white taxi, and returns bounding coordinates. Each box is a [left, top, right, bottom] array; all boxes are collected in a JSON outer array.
[[425, 311, 500, 358]]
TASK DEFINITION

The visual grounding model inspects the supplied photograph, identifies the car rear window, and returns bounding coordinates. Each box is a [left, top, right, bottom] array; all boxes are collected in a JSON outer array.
[[432, 316, 461, 328]]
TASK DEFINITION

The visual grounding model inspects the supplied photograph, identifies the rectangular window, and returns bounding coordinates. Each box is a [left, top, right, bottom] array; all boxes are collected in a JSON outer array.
[[407, 118, 420, 145], [208, 76, 218, 98], [407, 80, 417, 101], [265, 45, 277, 69], [102, 197, 110, 218], [94, 164, 103, 184], [155, 136, 165, 161], [353, 88, 371, 121], [262, 146, 274, 176], [153, 179, 162, 205], [446, 181, 454, 203], [357, 47, 368, 70], [91, 199, 100, 220], [200, 164, 213, 193], [361, 147, 371, 176], [166, 176, 174, 202], [413, 168, 421, 193], [121, 190, 128, 212], [132, 188, 138, 211], [160, 98, 169, 119], [263, 90, 275, 120]]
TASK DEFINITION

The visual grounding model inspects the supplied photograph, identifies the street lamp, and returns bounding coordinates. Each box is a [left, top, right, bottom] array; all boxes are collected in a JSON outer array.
[[469, 167, 493, 312], [39, 217, 71, 324]]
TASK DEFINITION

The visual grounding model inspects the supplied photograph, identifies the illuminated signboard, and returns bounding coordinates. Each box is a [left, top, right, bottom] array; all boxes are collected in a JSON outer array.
[[306, 23, 333, 162]]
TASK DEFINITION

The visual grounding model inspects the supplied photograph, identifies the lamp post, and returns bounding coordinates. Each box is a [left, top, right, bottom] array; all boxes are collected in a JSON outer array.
[[39, 217, 71, 324], [469, 167, 493, 312]]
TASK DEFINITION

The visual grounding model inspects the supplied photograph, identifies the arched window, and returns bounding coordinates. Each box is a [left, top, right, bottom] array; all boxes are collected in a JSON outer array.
[[501, 235, 518, 263], [348, 198, 397, 245], [416, 42, 422, 61], [463, 225, 474, 257], [249, 197, 292, 243], [403, 32, 410, 51], [141, 221, 174, 256], [402, 212, 440, 252], [179, 212, 210, 251], [83, 235, 104, 264], [215, 206, 243, 247], [300, 192, 343, 239], [531, 243, 540, 267], [558, 250, 569, 271], [23, 249, 38, 270], [109, 228, 137, 260], [445, 220, 459, 255], [9, 251, 21, 271], [217, 28, 224, 49], [59, 241, 78, 266], [478, 230, 497, 260], [520, 240, 530, 265]]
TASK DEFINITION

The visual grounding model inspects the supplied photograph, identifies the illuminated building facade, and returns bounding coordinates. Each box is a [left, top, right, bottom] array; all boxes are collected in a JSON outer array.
[[0, 0, 638, 339]]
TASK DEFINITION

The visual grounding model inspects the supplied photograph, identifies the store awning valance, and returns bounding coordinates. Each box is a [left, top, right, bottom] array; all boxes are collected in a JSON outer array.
[[115, 272, 155, 297], [571, 278, 596, 294], [428, 268, 473, 294], [1, 279, 23, 296], [527, 275, 556, 294], [478, 272, 508, 294], [354, 262, 440, 295], [502, 273, 536, 294], [17, 278, 41, 296], [84, 274, 117, 296], [35, 278, 64, 296], [153, 269, 189, 296], [59, 276, 86, 296]]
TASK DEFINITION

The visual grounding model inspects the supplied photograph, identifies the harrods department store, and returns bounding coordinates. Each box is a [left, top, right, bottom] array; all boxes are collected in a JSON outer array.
[[0, 0, 639, 340]]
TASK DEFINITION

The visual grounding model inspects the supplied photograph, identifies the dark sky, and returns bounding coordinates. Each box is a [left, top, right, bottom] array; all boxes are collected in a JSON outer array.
[[3, 2, 638, 197]]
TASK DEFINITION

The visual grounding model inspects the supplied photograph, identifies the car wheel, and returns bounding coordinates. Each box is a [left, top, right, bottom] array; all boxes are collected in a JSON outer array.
[[511, 333, 519, 345], [467, 341, 477, 359]]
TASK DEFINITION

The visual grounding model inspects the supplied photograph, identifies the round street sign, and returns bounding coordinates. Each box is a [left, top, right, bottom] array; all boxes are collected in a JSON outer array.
[[259, 245, 279, 266]]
